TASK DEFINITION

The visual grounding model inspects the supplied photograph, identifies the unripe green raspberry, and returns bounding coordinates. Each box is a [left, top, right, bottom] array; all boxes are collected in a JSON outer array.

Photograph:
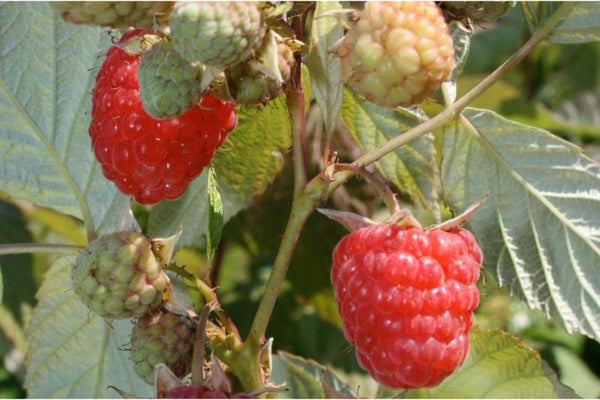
[[211, 43, 294, 105], [49, 2, 173, 29], [138, 41, 205, 119], [169, 1, 266, 68], [130, 310, 195, 383], [441, 1, 516, 23], [71, 232, 170, 319], [336, 1, 455, 108]]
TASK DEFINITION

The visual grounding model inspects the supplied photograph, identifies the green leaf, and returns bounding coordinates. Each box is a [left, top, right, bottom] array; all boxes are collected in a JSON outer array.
[[148, 98, 291, 247], [442, 108, 600, 341], [341, 90, 440, 222], [407, 327, 577, 398], [207, 166, 223, 266], [270, 352, 358, 398], [552, 345, 600, 398], [0, 3, 128, 233], [522, 2, 600, 43], [306, 1, 344, 136], [24, 256, 152, 398]]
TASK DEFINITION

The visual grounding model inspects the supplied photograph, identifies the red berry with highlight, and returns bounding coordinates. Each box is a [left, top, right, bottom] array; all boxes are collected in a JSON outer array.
[[89, 30, 237, 204], [331, 225, 482, 389]]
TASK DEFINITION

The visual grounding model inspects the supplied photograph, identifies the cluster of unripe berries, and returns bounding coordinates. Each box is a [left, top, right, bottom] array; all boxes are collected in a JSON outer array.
[[57, 0, 492, 392], [71, 231, 195, 384]]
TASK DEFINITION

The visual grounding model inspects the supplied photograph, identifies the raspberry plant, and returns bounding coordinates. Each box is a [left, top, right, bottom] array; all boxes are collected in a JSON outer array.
[[0, 1, 600, 398]]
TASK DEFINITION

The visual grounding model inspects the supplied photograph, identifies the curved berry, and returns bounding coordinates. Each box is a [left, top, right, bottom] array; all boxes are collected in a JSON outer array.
[[336, 1, 454, 108], [138, 40, 205, 119], [170, 1, 266, 68], [331, 225, 482, 389], [130, 310, 195, 383], [90, 30, 237, 204], [71, 231, 170, 319]]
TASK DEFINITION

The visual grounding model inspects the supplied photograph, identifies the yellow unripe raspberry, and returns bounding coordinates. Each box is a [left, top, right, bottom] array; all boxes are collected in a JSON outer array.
[[337, 2, 455, 108]]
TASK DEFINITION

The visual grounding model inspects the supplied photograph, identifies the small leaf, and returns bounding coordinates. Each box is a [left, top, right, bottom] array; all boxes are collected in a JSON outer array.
[[24, 256, 152, 398], [406, 327, 578, 398], [342, 90, 440, 222], [442, 108, 600, 341], [270, 352, 358, 399], [0, 3, 128, 234], [449, 21, 472, 81], [522, 2, 600, 43], [316, 208, 377, 232], [148, 98, 291, 247], [207, 167, 223, 267], [306, 1, 344, 137]]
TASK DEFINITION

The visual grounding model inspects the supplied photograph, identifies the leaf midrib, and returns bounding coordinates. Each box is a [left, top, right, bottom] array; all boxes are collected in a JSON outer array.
[[467, 112, 600, 259]]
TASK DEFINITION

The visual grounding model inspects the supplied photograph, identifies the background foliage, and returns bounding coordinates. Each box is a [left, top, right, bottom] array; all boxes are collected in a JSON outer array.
[[1, 2, 600, 398]]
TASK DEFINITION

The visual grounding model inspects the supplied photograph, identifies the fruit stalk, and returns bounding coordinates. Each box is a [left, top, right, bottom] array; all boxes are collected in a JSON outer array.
[[286, 63, 309, 200], [0, 243, 84, 255], [237, 0, 574, 391], [308, 0, 575, 198]]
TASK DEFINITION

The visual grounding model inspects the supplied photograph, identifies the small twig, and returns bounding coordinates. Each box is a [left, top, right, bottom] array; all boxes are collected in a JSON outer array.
[[191, 306, 211, 386], [334, 163, 401, 215], [0, 243, 84, 256]]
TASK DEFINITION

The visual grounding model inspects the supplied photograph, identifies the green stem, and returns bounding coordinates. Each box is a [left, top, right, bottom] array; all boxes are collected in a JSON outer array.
[[334, 163, 400, 214], [308, 1, 574, 197], [0, 243, 84, 256], [235, 1, 573, 390], [286, 68, 309, 199], [246, 195, 317, 346]]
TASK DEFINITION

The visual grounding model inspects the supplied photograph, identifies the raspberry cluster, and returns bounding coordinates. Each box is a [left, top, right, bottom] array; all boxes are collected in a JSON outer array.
[[130, 310, 195, 384], [331, 225, 482, 389], [90, 30, 237, 204]]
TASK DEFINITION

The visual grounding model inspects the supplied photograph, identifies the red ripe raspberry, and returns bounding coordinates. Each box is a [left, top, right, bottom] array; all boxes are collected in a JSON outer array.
[[331, 225, 482, 389], [89, 30, 237, 204]]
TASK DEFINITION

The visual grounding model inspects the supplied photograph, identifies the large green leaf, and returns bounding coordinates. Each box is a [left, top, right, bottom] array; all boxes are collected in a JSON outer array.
[[442, 108, 600, 341], [406, 327, 578, 398], [306, 1, 344, 137], [24, 256, 151, 398], [522, 2, 600, 43], [341, 90, 440, 222], [0, 3, 128, 233], [270, 352, 358, 398], [148, 98, 291, 247]]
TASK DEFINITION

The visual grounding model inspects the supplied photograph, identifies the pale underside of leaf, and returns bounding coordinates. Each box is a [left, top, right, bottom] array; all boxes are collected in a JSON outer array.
[[306, 1, 344, 137], [341, 90, 441, 221], [24, 256, 151, 398], [0, 3, 127, 234], [442, 108, 600, 341]]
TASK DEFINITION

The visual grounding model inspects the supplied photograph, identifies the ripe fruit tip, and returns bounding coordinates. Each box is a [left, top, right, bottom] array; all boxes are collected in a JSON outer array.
[[331, 224, 482, 389]]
